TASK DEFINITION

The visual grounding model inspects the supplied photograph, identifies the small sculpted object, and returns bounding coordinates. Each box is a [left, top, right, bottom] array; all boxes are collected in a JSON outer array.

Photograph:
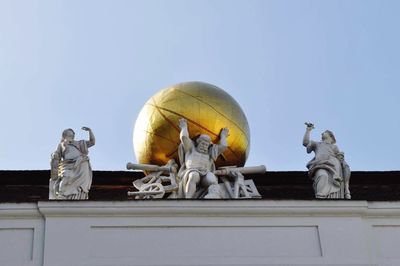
[[49, 127, 95, 200], [126, 160, 179, 199], [213, 166, 263, 199], [303, 123, 351, 199]]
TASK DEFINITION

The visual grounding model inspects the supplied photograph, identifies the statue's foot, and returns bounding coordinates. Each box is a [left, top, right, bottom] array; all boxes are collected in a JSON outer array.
[[345, 188, 351, 199]]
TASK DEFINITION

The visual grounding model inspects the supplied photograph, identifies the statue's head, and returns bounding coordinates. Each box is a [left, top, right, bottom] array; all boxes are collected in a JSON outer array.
[[321, 130, 336, 144], [196, 134, 211, 154], [62, 128, 75, 142]]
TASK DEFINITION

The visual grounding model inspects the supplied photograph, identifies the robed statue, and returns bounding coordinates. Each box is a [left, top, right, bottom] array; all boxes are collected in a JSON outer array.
[[303, 123, 351, 199], [49, 127, 95, 200]]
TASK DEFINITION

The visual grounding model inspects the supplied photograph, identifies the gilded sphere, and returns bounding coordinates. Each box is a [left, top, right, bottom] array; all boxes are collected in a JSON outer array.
[[133, 81, 250, 167]]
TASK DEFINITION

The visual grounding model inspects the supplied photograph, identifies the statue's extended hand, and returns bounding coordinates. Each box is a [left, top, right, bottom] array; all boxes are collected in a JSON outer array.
[[221, 128, 230, 137], [82, 127, 91, 131], [304, 122, 314, 130], [178, 118, 187, 129]]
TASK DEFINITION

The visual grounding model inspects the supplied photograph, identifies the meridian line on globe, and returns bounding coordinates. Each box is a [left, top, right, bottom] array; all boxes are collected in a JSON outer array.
[[144, 130, 180, 145], [151, 97, 180, 133], [147, 103, 217, 137], [147, 103, 241, 160], [165, 147, 178, 158], [174, 88, 250, 142], [145, 103, 158, 134]]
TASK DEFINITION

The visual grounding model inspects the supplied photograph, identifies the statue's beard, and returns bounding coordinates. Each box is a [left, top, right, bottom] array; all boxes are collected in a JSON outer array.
[[197, 146, 208, 154]]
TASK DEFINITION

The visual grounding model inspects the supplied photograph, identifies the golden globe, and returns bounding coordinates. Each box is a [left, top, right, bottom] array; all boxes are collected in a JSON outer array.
[[133, 81, 250, 167]]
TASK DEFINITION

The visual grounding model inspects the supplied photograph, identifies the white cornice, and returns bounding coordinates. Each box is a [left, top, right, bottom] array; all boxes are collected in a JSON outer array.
[[2, 201, 400, 219], [0, 203, 41, 218], [34, 200, 400, 218]]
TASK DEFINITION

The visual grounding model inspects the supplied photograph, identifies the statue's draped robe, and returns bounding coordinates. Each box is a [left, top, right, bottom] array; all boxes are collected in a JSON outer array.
[[49, 140, 92, 199], [306, 141, 350, 198]]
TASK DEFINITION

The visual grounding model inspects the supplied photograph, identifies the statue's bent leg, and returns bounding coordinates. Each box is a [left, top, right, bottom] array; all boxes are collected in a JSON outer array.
[[185, 172, 200, 198], [202, 172, 218, 186]]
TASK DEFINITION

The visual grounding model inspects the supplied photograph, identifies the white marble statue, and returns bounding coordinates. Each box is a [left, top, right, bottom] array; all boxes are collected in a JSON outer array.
[[125, 118, 263, 199], [176, 118, 229, 199], [303, 123, 351, 199], [49, 127, 95, 200]]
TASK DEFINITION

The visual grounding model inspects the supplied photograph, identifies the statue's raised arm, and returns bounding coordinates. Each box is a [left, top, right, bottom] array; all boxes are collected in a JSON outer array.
[[217, 127, 229, 155], [179, 118, 193, 153], [82, 127, 95, 147], [303, 122, 316, 153]]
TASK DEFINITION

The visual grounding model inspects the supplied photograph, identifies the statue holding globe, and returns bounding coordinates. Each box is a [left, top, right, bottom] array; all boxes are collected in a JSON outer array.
[[128, 82, 264, 199], [176, 118, 229, 199], [132, 82, 250, 169]]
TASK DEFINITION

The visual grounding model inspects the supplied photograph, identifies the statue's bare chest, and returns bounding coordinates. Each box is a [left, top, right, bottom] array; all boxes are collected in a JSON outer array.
[[185, 149, 211, 169]]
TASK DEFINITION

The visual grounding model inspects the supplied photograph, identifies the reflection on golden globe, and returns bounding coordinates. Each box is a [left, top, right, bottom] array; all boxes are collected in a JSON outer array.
[[133, 81, 250, 167]]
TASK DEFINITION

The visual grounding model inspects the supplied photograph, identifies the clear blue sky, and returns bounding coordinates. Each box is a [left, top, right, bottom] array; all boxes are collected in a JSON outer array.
[[0, 0, 399, 171]]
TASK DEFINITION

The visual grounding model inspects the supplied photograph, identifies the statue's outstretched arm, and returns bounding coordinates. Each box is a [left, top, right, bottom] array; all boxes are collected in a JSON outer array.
[[82, 127, 95, 147], [303, 123, 315, 153], [178, 118, 192, 152]]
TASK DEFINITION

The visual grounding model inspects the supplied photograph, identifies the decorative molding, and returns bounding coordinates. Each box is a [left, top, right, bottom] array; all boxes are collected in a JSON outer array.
[[35, 200, 400, 218], [0, 203, 41, 218]]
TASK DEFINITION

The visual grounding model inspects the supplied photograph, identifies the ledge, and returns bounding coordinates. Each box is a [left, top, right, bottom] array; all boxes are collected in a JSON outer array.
[[0, 200, 382, 218], [0, 203, 41, 218]]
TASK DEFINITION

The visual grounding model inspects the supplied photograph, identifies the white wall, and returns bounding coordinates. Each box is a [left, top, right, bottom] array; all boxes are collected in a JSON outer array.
[[1, 200, 400, 266], [0, 203, 44, 266]]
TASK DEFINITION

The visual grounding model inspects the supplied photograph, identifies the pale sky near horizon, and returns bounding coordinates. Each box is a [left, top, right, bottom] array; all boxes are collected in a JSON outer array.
[[0, 0, 399, 171]]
